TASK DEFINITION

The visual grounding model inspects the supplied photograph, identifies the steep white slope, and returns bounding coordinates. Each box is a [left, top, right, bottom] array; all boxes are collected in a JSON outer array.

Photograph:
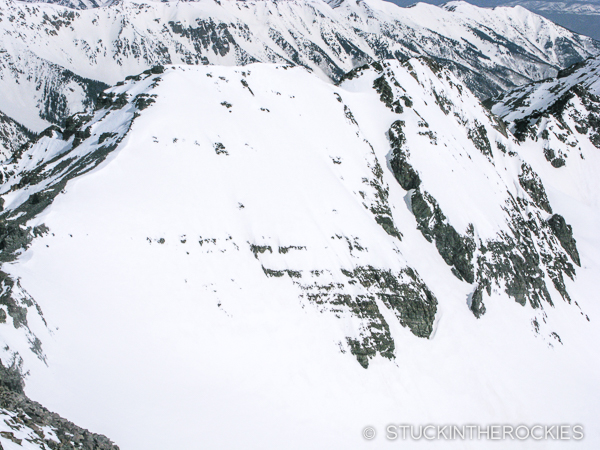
[[1, 0, 599, 131], [0, 60, 598, 449], [490, 55, 600, 330], [513, 1, 600, 41]]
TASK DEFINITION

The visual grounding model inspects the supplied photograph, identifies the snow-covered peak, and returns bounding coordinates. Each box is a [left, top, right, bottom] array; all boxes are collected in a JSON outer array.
[[0, 57, 596, 449], [0, 1, 600, 448], [1, 0, 598, 132]]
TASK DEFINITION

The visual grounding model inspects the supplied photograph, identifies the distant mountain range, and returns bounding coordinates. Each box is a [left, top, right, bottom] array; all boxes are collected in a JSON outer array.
[[1, 0, 598, 144], [385, 0, 600, 40]]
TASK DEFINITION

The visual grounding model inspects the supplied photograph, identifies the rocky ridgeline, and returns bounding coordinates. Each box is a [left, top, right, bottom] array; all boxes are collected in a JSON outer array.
[[348, 60, 581, 326], [1, 0, 599, 134], [490, 55, 600, 166], [0, 67, 162, 388], [0, 112, 36, 163], [0, 361, 119, 450], [0, 67, 165, 450]]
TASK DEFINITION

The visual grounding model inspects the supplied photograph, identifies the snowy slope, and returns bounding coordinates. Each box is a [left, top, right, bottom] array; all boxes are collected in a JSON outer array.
[[491, 54, 600, 122], [490, 55, 600, 315], [0, 111, 34, 161], [0, 45, 109, 132], [1, 0, 599, 132], [0, 59, 598, 449], [490, 54, 600, 189]]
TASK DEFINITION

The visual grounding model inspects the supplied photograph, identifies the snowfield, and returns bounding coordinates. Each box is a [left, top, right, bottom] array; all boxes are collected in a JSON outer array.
[[0, 57, 598, 449]]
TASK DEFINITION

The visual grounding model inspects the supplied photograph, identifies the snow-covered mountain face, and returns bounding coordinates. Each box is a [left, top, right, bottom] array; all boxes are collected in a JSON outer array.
[[19, 0, 108, 9], [0, 110, 34, 160], [491, 54, 600, 126], [504, 0, 600, 14], [1, 0, 599, 133], [386, 1, 600, 41], [490, 54, 600, 174], [490, 1, 600, 41], [1, 0, 600, 448], [1, 57, 598, 449], [490, 54, 600, 221], [0, 50, 108, 133]]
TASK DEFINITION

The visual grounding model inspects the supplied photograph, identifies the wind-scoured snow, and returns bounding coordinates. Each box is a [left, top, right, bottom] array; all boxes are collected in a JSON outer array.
[[0, 59, 597, 449]]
